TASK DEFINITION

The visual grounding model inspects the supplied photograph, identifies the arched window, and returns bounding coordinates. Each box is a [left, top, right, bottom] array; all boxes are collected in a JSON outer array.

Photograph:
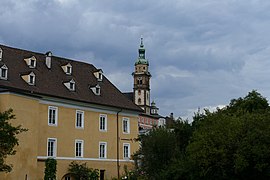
[[138, 98, 141, 105]]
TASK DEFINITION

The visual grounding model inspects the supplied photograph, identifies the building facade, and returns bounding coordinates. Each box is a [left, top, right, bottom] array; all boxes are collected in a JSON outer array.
[[0, 45, 142, 179]]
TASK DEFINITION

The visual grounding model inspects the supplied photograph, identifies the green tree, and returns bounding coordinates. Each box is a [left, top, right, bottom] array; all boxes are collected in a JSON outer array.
[[0, 109, 27, 172], [137, 127, 177, 179], [187, 90, 270, 179], [68, 161, 99, 180], [164, 119, 193, 180], [44, 158, 57, 180]]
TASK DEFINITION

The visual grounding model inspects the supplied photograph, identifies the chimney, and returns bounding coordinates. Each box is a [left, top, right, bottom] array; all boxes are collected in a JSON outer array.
[[45, 51, 52, 69]]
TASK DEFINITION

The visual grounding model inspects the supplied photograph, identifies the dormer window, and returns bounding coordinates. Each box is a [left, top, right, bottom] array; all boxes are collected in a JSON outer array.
[[21, 72, 35, 85], [90, 84, 101, 95], [64, 79, 75, 91], [70, 81, 75, 90], [67, 66, 72, 74], [62, 63, 72, 75], [29, 74, 35, 84], [0, 64, 8, 80], [30, 59, 35, 67], [96, 86, 100, 95], [24, 56, 37, 68], [0, 48, 2, 61], [94, 69, 103, 81]]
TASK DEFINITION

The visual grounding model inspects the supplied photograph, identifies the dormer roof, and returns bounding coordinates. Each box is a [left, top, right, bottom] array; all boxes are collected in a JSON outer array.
[[0, 44, 142, 112], [62, 63, 72, 75], [93, 69, 103, 81]]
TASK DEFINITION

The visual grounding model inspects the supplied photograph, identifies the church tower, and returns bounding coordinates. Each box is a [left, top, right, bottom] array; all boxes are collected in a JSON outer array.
[[132, 37, 151, 114]]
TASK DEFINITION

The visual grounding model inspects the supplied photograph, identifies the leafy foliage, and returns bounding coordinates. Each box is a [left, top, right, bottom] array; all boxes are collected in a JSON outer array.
[[187, 90, 270, 179], [44, 158, 57, 180], [68, 161, 99, 180], [139, 127, 177, 179], [134, 90, 270, 179], [0, 109, 27, 172]]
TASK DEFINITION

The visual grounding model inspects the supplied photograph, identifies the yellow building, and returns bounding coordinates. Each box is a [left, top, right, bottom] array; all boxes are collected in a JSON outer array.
[[0, 45, 142, 179]]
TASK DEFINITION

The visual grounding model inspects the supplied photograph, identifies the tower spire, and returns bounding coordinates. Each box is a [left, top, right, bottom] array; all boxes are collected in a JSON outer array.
[[135, 36, 148, 65], [140, 36, 144, 48]]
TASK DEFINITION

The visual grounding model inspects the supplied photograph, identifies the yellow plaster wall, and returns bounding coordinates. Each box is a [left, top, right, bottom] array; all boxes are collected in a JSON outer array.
[[37, 104, 139, 179], [0, 93, 139, 179], [0, 93, 39, 179]]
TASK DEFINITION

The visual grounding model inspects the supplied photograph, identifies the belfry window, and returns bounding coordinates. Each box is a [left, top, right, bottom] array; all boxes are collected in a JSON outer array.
[[137, 77, 142, 85], [138, 98, 141, 105]]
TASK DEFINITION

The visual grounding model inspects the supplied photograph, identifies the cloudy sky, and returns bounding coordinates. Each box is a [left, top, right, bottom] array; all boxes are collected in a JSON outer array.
[[1, 0, 270, 120]]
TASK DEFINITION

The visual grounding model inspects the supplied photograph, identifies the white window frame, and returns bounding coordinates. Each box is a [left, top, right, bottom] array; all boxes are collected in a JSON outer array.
[[99, 114, 107, 132], [75, 139, 84, 157], [70, 81, 75, 91], [122, 117, 130, 134], [99, 142, 107, 159], [66, 65, 72, 75], [30, 59, 36, 68], [123, 143, 130, 159], [0, 65, 8, 80], [98, 72, 103, 81], [75, 110, 84, 129], [47, 138, 57, 157], [95, 86, 100, 95], [48, 106, 58, 126], [28, 72, 35, 85]]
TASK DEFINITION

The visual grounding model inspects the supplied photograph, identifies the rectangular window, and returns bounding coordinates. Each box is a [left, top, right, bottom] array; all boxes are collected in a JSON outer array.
[[47, 138, 57, 157], [99, 142, 107, 158], [75, 140, 84, 157], [76, 110, 84, 128], [122, 118, 130, 134], [70, 82, 75, 90], [67, 66, 72, 74], [99, 114, 107, 131], [29, 75, 35, 85], [1, 68, 7, 79], [123, 143, 130, 159], [48, 106, 58, 126], [30, 59, 35, 67]]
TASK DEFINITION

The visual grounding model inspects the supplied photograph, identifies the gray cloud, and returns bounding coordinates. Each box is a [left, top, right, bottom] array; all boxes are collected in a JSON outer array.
[[2, 0, 270, 119]]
